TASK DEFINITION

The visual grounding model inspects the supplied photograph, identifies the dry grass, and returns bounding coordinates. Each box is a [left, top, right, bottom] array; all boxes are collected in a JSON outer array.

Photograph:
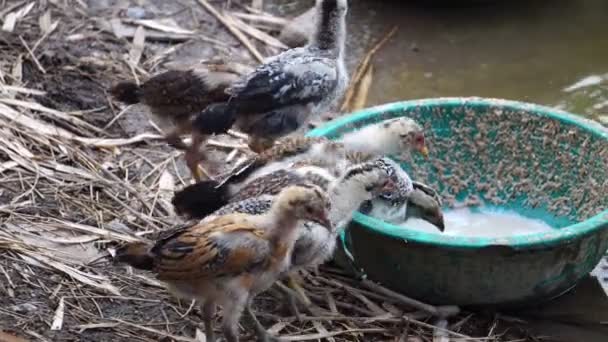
[[0, 1, 534, 341]]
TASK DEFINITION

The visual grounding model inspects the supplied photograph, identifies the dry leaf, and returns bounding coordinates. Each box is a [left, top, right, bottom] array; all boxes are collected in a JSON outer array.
[[43, 161, 97, 180], [158, 170, 175, 192], [50, 297, 65, 330], [225, 14, 287, 49], [112, 319, 194, 342], [54, 220, 139, 243], [0, 103, 74, 139], [2, 13, 17, 32], [2, 2, 35, 32], [11, 55, 22, 83], [0, 98, 104, 135], [19, 252, 121, 296], [39, 10, 52, 34], [75, 323, 119, 333], [349, 64, 373, 112], [129, 26, 146, 65], [38, 234, 100, 245], [108, 18, 191, 42], [131, 18, 194, 35], [433, 319, 450, 342], [194, 329, 206, 342], [231, 12, 287, 28], [267, 322, 288, 335], [0, 85, 46, 96], [0, 161, 19, 173], [76, 133, 164, 148]]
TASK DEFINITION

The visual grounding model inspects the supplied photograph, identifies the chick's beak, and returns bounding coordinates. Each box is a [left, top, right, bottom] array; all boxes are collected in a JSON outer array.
[[418, 145, 429, 159], [431, 212, 445, 232], [313, 210, 333, 231]]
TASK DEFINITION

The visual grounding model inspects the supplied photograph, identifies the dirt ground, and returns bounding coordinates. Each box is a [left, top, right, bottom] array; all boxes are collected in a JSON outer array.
[[0, 1, 600, 341]]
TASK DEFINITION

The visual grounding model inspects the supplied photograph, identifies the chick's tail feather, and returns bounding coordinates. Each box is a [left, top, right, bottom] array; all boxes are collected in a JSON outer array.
[[114, 242, 154, 270], [171, 180, 230, 219], [192, 102, 237, 135], [110, 81, 142, 105]]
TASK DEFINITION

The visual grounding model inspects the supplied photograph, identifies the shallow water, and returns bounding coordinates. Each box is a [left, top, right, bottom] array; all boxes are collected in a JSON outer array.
[[346, 1, 608, 121], [402, 206, 555, 237], [272, 0, 608, 121]]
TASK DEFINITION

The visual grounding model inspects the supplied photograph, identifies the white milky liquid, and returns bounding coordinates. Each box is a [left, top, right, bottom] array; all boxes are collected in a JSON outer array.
[[402, 206, 556, 238]]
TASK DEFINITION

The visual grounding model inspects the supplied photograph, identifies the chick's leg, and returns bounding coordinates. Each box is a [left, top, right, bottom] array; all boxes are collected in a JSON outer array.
[[221, 295, 247, 342], [287, 273, 312, 307], [245, 300, 279, 342], [201, 302, 216, 342], [165, 122, 190, 150], [164, 119, 196, 150], [280, 272, 312, 322], [285, 288, 303, 321], [185, 132, 211, 182]]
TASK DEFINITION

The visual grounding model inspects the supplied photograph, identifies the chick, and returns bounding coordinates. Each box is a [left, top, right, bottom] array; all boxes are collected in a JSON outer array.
[[339, 117, 429, 159], [186, 0, 349, 172], [110, 59, 253, 180], [172, 117, 429, 219], [115, 185, 331, 342], [359, 160, 445, 231], [212, 158, 445, 319], [200, 158, 394, 316]]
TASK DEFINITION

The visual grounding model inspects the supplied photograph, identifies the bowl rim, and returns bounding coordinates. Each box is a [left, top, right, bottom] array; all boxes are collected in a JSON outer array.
[[307, 97, 608, 249]]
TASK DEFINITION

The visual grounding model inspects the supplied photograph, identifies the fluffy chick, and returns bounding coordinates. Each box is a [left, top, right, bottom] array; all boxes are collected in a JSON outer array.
[[115, 185, 331, 342], [339, 116, 429, 159], [200, 158, 398, 317], [110, 59, 253, 181]]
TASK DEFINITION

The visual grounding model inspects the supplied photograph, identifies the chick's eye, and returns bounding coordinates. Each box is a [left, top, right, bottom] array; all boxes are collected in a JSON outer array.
[[415, 135, 425, 144], [306, 206, 314, 213], [365, 185, 373, 192]]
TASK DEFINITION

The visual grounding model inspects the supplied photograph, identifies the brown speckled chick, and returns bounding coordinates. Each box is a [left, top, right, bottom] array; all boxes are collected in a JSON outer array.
[[114, 185, 331, 342], [110, 59, 253, 180]]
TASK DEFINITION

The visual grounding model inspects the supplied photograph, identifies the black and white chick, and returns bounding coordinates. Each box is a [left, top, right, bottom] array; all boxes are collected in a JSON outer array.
[[187, 0, 349, 172], [359, 162, 445, 231]]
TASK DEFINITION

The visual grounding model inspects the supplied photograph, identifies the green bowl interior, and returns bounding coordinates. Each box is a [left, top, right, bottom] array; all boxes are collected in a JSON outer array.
[[307, 97, 608, 249]]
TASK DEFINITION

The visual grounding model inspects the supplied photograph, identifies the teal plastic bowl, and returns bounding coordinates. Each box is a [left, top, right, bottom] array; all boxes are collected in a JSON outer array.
[[307, 97, 608, 306]]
